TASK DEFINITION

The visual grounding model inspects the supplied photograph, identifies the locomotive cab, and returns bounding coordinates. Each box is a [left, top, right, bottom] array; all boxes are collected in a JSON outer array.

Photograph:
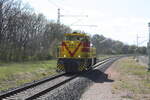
[[57, 32, 96, 73]]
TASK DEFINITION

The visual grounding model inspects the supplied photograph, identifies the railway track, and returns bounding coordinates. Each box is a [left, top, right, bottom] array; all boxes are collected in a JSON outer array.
[[0, 57, 119, 100]]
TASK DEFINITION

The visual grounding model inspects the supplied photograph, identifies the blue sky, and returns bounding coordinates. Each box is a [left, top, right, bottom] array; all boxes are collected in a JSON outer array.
[[24, 0, 150, 46]]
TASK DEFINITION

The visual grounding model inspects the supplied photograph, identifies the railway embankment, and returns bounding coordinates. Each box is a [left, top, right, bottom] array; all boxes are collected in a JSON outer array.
[[34, 57, 118, 100], [1, 57, 124, 100], [0, 55, 115, 92], [0, 60, 57, 92], [81, 57, 150, 100]]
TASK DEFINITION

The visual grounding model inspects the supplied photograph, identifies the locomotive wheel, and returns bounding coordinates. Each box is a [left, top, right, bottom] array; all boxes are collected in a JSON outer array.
[[79, 59, 88, 71], [79, 62, 85, 71], [57, 59, 65, 72], [87, 59, 92, 69], [94, 58, 97, 64]]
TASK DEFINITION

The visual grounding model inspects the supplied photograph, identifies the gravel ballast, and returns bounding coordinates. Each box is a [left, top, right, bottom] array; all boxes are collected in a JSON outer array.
[[36, 58, 119, 100], [4, 75, 73, 100], [0, 57, 119, 100]]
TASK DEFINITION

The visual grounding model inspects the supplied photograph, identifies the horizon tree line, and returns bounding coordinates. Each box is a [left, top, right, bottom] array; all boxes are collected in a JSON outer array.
[[0, 0, 147, 62]]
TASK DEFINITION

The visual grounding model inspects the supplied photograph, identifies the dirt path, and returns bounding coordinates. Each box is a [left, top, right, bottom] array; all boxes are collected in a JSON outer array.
[[138, 56, 148, 67], [80, 59, 122, 100], [80, 57, 150, 100]]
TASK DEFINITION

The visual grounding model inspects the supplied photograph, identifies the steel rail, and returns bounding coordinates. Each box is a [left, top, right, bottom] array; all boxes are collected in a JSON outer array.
[[0, 57, 118, 100], [0, 72, 66, 99], [25, 75, 78, 100], [25, 57, 115, 100]]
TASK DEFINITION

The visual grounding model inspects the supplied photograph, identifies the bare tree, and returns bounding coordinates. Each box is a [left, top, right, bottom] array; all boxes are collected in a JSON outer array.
[[0, 0, 71, 61]]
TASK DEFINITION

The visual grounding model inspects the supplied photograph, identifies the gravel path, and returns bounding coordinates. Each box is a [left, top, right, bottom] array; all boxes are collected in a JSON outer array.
[[80, 60, 122, 100], [138, 56, 148, 66]]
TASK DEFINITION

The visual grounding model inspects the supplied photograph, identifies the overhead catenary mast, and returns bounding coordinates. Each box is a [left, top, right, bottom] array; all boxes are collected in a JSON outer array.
[[56, 8, 98, 35], [136, 34, 139, 62], [148, 22, 150, 71], [57, 8, 60, 24]]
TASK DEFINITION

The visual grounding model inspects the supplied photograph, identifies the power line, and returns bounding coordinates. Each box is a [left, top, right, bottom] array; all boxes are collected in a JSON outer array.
[[70, 19, 83, 26], [70, 25, 98, 27], [48, 0, 89, 25], [57, 8, 88, 24], [60, 15, 88, 17], [139, 40, 148, 45], [48, 0, 65, 10]]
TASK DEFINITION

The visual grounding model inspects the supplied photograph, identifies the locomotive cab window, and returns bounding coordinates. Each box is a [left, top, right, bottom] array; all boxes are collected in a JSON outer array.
[[65, 36, 83, 41], [82, 36, 90, 42]]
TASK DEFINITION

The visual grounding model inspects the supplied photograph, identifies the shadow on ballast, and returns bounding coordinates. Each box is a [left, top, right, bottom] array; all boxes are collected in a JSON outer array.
[[80, 69, 114, 83]]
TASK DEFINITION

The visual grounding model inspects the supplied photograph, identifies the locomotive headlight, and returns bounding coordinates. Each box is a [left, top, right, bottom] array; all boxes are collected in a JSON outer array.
[[90, 43, 93, 47], [78, 55, 81, 58], [64, 55, 66, 57]]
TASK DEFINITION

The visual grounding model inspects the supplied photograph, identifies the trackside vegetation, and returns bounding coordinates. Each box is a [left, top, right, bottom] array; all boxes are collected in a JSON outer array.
[[0, 60, 57, 91], [0, 54, 115, 91], [112, 58, 150, 99], [0, 0, 147, 62], [0, 0, 147, 93]]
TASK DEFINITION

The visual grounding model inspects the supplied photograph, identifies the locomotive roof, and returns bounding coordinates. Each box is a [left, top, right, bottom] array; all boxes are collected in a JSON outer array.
[[64, 33, 88, 37]]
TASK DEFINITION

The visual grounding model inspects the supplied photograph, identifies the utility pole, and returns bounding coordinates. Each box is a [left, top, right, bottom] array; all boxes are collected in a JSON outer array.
[[57, 8, 60, 24], [136, 34, 139, 62], [148, 22, 150, 71]]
